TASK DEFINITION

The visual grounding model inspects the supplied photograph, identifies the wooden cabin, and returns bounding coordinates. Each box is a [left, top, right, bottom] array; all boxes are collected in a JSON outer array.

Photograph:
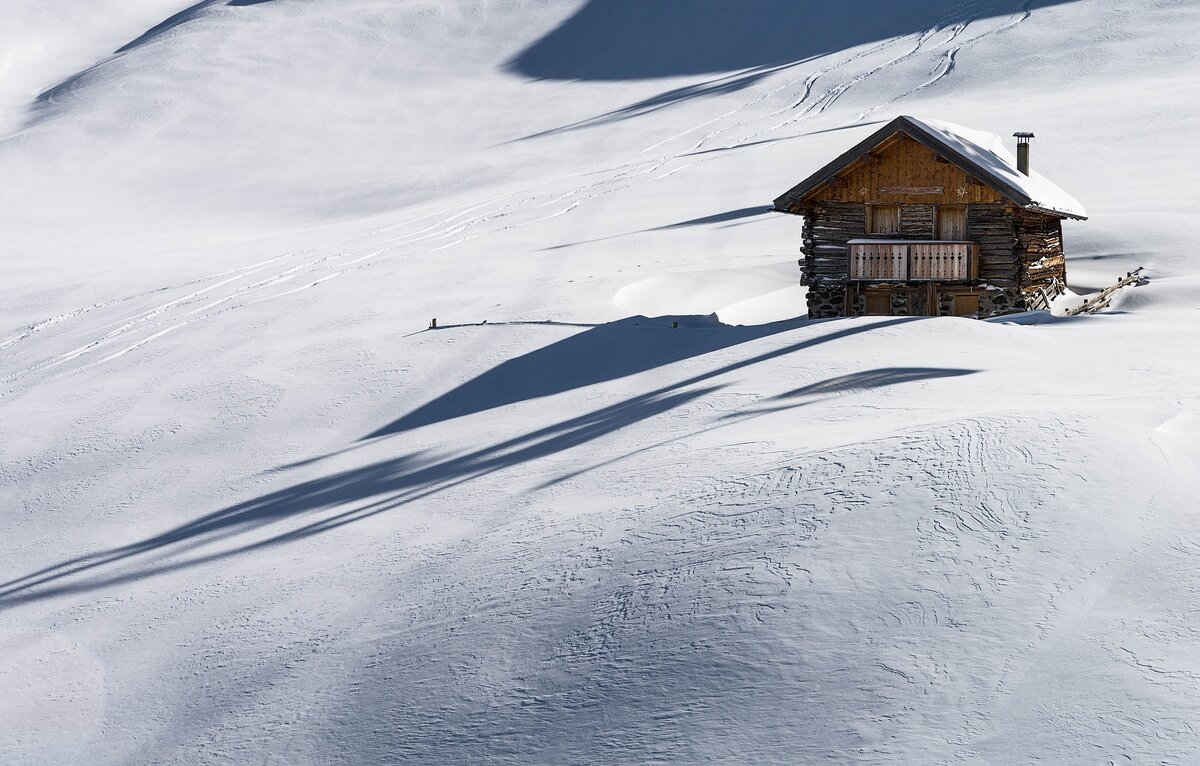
[[773, 116, 1087, 319]]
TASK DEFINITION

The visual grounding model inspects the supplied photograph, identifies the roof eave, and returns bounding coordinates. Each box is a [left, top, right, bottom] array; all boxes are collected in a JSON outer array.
[[772, 117, 913, 212], [1024, 203, 1088, 221], [772, 116, 1088, 221]]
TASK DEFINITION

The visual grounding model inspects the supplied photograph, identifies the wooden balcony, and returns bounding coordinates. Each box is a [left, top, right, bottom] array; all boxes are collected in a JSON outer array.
[[848, 240, 978, 281]]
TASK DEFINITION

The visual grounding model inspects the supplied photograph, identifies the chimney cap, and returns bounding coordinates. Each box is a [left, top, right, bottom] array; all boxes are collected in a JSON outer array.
[[1013, 131, 1035, 139]]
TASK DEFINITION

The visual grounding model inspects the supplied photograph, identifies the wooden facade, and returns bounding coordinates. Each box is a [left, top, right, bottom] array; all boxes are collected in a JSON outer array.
[[773, 117, 1085, 319]]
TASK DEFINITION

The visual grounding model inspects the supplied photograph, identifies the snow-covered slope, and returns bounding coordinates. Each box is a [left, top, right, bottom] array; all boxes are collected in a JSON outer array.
[[3, 1, 1200, 763]]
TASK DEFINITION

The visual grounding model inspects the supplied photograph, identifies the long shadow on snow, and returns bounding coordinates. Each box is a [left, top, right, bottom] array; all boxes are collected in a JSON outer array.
[[651, 206, 775, 230], [775, 366, 977, 398], [513, 63, 797, 141], [0, 386, 714, 608], [116, 0, 276, 54], [544, 365, 978, 487], [506, 0, 1078, 139], [365, 314, 804, 439], [34, 1, 276, 110], [542, 204, 779, 251], [508, 0, 1080, 81], [0, 317, 928, 608]]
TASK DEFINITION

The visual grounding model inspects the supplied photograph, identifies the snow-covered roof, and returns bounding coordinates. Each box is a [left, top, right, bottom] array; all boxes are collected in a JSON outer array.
[[774, 115, 1088, 220]]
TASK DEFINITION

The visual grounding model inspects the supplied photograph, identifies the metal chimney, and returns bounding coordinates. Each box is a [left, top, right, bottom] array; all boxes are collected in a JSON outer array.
[[1013, 131, 1034, 175]]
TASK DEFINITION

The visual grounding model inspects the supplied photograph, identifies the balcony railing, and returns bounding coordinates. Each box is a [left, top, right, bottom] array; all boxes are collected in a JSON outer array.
[[848, 240, 978, 281]]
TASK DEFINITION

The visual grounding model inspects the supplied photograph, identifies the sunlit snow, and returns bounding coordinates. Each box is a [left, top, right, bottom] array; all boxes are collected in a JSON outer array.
[[3, 1, 1200, 763]]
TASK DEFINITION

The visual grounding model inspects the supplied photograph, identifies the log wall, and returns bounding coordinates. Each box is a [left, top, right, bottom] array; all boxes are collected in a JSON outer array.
[[967, 204, 1019, 286], [798, 202, 1065, 319], [802, 202, 865, 318], [1015, 209, 1067, 301], [899, 204, 935, 239]]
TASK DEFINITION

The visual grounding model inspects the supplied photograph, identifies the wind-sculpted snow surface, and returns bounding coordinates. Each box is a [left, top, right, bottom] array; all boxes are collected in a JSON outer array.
[[3, 0, 1200, 763], [322, 416, 1080, 763]]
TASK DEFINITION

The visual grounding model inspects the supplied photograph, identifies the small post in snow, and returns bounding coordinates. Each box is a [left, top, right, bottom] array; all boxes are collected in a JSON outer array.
[[429, 318, 437, 329]]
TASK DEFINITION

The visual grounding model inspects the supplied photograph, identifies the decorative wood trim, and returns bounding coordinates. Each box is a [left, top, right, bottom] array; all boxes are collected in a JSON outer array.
[[879, 186, 944, 195]]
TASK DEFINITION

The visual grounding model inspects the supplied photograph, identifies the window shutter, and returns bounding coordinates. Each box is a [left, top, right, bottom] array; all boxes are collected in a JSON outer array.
[[869, 205, 901, 235]]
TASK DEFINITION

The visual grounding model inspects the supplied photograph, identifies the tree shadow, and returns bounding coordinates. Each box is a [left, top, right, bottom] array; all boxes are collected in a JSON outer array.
[[508, 0, 1079, 81], [0, 316, 928, 609]]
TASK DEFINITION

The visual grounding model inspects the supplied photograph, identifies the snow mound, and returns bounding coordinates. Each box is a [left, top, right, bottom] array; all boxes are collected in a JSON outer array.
[[1158, 410, 1200, 435], [716, 283, 809, 326], [614, 262, 802, 322]]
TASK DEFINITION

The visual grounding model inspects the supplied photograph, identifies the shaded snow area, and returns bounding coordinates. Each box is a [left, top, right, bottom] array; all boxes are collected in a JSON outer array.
[[4, 0, 1200, 763]]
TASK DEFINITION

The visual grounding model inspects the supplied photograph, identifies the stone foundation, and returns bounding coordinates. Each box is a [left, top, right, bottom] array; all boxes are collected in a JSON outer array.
[[977, 287, 1026, 317], [937, 290, 956, 316], [806, 282, 848, 318], [834, 283, 1028, 319]]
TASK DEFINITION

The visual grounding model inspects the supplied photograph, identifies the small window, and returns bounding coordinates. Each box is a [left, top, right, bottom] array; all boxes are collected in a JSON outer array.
[[869, 205, 901, 235], [937, 206, 967, 240]]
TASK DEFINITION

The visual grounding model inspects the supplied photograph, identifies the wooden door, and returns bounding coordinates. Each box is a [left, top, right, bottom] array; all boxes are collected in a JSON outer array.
[[936, 206, 967, 240], [952, 293, 980, 317], [865, 292, 891, 316]]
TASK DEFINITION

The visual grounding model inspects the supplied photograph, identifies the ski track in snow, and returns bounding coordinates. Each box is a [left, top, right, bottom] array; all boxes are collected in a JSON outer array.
[[0, 1, 1039, 397], [858, 0, 1036, 120], [7, 1, 1200, 762]]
